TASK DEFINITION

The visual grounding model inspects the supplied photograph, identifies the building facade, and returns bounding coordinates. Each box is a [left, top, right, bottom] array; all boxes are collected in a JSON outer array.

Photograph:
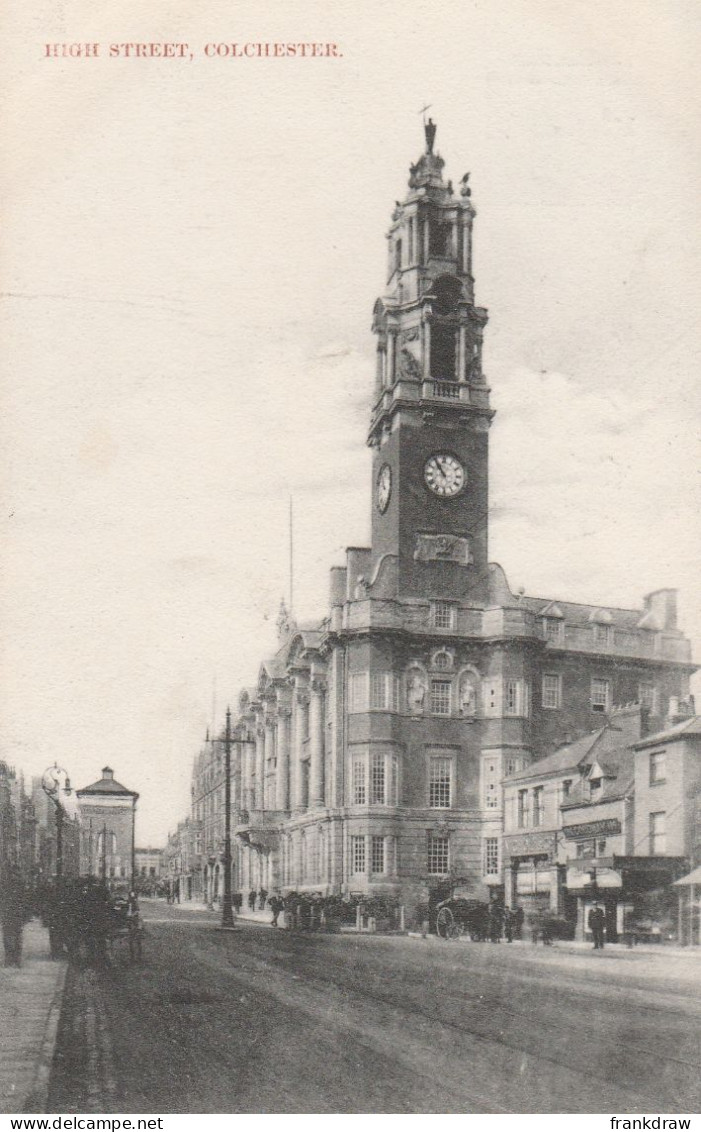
[[179, 124, 696, 923], [77, 766, 138, 885]]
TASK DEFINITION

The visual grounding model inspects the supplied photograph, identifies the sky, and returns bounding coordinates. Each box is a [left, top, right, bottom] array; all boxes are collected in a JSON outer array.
[[2, 0, 699, 845]]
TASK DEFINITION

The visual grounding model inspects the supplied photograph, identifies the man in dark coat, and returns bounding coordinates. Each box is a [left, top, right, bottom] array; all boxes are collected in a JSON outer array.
[[1, 865, 29, 967], [588, 902, 606, 949]]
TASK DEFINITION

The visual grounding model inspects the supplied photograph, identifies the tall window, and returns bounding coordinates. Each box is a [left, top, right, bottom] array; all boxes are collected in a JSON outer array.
[[649, 811, 666, 854], [482, 755, 500, 810], [371, 835, 385, 874], [432, 601, 455, 629], [483, 837, 499, 876], [427, 833, 449, 875], [431, 679, 452, 716], [533, 786, 545, 828], [429, 757, 452, 808], [542, 673, 562, 709], [517, 789, 529, 829], [639, 683, 657, 712], [370, 751, 386, 805], [349, 672, 368, 712], [594, 623, 612, 648], [352, 757, 366, 805], [649, 751, 666, 785], [543, 617, 563, 644], [369, 672, 400, 711], [351, 835, 366, 874], [504, 679, 529, 717], [591, 678, 610, 713]]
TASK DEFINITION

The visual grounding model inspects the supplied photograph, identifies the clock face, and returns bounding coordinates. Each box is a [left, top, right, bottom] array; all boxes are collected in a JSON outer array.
[[376, 463, 392, 513], [424, 453, 466, 497]]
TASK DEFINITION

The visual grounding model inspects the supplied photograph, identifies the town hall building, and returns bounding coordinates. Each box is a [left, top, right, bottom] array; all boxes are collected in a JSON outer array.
[[174, 123, 696, 925]]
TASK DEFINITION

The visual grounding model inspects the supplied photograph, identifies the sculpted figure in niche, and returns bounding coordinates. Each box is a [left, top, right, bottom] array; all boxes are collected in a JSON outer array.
[[459, 673, 478, 716], [397, 347, 422, 381], [406, 670, 427, 715]]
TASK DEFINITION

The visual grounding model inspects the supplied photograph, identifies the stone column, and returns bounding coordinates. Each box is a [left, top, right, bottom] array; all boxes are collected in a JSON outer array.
[[276, 705, 291, 812], [422, 321, 431, 379], [422, 217, 429, 263], [309, 677, 326, 809], [386, 331, 396, 386], [254, 723, 265, 810], [264, 714, 275, 810], [457, 326, 466, 384], [293, 681, 309, 811]]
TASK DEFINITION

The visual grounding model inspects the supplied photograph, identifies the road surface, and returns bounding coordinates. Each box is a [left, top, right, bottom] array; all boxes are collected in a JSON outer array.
[[48, 901, 701, 1114]]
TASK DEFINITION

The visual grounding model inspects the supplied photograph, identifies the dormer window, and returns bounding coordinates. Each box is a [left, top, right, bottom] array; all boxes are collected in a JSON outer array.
[[594, 623, 612, 648], [543, 617, 564, 644], [589, 777, 602, 800]]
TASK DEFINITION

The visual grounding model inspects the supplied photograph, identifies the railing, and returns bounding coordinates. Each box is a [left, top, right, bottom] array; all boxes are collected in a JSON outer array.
[[433, 381, 460, 399]]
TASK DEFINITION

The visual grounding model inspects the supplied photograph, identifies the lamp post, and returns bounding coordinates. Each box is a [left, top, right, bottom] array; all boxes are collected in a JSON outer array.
[[210, 707, 236, 929], [41, 764, 72, 879]]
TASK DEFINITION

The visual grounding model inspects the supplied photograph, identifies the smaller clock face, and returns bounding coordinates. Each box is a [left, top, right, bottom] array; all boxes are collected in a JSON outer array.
[[424, 453, 466, 497], [376, 464, 392, 513]]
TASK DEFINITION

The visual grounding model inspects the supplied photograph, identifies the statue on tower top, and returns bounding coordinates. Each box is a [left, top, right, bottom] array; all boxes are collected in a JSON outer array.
[[424, 116, 437, 154]]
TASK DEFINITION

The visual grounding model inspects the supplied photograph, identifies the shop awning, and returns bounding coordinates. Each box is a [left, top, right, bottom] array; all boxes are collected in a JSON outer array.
[[673, 865, 701, 887]]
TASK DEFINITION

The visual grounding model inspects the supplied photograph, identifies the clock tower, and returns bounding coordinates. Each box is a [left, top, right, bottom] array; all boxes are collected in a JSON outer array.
[[368, 120, 493, 604]]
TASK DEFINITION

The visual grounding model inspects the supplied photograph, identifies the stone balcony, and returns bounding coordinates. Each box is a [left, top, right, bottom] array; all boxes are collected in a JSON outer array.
[[235, 809, 288, 852]]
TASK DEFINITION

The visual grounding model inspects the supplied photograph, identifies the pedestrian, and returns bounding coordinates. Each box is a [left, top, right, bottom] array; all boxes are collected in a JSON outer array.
[[503, 907, 514, 943], [258, 887, 268, 911], [248, 889, 257, 912], [488, 901, 504, 943], [588, 902, 606, 950], [233, 892, 242, 914], [269, 895, 282, 927], [1, 864, 29, 968], [513, 905, 524, 941]]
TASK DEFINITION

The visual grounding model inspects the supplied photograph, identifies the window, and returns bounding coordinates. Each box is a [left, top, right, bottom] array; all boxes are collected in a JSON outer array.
[[394, 238, 402, 272], [594, 623, 612, 648], [533, 786, 545, 827], [349, 672, 368, 712], [649, 751, 666, 785], [591, 678, 610, 713], [483, 837, 499, 876], [649, 811, 666, 854], [429, 757, 452, 808], [597, 839, 607, 856], [589, 776, 602, 800], [430, 324, 457, 381], [639, 683, 657, 712], [482, 755, 500, 810], [505, 756, 523, 777], [432, 601, 455, 630], [517, 789, 529, 829], [371, 835, 385, 874], [429, 221, 452, 258], [351, 834, 366, 874], [431, 679, 452, 716], [369, 672, 400, 711], [542, 673, 562, 709], [427, 833, 449, 875], [576, 840, 596, 859], [561, 779, 572, 802], [543, 617, 563, 644], [433, 650, 452, 671], [504, 679, 530, 718], [370, 751, 386, 804], [352, 757, 366, 805]]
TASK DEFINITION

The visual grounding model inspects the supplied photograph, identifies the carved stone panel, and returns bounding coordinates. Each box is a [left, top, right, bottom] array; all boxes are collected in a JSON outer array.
[[414, 533, 472, 565]]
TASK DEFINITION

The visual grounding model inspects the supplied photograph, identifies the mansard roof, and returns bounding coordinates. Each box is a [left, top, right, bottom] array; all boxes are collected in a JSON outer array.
[[518, 594, 644, 630]]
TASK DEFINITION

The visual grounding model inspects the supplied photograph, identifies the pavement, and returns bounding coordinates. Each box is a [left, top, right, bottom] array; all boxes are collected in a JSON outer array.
[[0, 919, 67, 1114]]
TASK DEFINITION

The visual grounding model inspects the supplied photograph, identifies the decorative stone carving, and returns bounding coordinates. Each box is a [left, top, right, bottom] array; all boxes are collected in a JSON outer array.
[[414, 533, 473, 565], [397, 347, 422, 381], [460, 172, 471, 197], [354, 574, 369, 599], [399, 327, 420, 344], [310, 677, 327, 696], [407, 669, 427, 715], [458, 672, 478, 716]]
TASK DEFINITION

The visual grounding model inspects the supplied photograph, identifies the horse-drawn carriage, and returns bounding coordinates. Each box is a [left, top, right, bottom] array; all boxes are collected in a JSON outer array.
[[107, 895, 144, 962], [435, 896, 490, 940]]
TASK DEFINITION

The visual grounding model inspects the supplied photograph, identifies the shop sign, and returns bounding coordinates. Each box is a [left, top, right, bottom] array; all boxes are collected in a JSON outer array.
[[562, 818, 621, 840]]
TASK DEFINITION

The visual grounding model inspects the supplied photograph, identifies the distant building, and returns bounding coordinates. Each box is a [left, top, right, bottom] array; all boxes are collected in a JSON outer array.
[[134, 846, 163, 881], [77, 766, 138, 886]]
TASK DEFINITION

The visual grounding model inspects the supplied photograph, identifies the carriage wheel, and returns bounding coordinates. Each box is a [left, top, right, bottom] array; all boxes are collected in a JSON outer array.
[[436, 907, 454, 939]]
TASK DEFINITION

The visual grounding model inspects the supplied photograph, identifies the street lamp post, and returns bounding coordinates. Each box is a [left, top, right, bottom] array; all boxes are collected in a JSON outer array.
[[221, 707, 235, 929], [41, 764, 72, 880]]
